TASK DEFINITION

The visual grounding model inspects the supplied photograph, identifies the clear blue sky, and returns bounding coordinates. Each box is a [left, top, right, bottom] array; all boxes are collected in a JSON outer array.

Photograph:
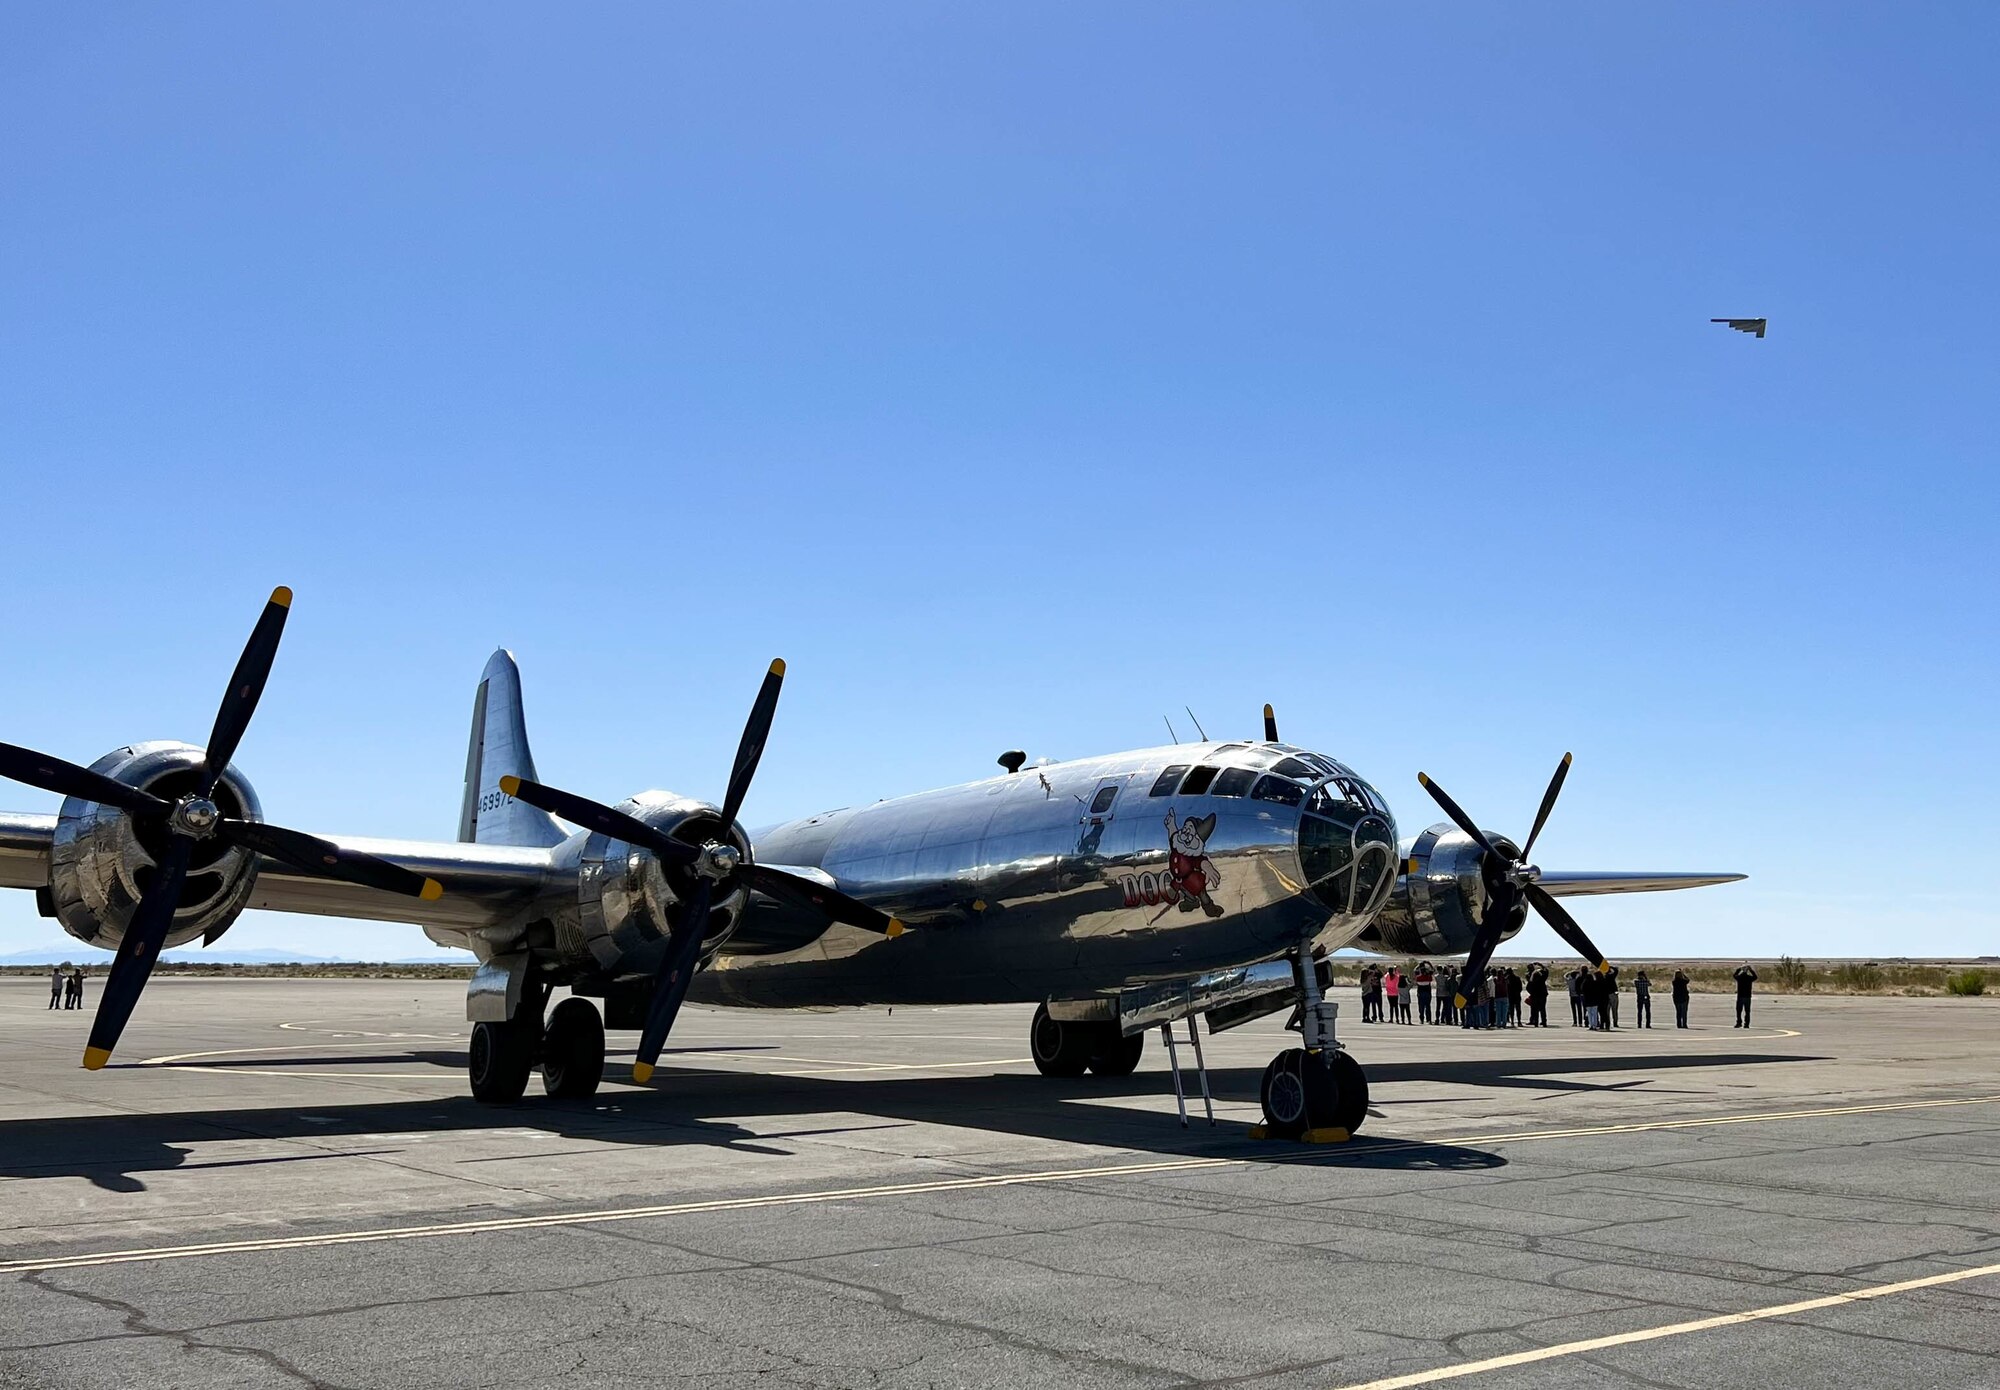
[[3, 4, 1994, 962]]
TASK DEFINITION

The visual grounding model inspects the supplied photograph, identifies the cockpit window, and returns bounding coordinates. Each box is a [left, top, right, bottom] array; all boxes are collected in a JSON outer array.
[[1306, 784, 1353, 817], [1212, 767, 1255, 798], [1149, 765, 1189, 796], [1252, 774, 1304, 806], [1298, 814, 1357, 885], [1300, 753, 1341, 776], [1270, 756, 1317, 781], [1088, 785, 1119, 814], [1209, 743, 1246, 756], [1178, 765, 1219, 796]]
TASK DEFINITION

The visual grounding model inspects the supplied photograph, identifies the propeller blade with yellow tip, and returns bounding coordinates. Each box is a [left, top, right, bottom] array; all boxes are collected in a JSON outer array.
[[630, 875, 717, 1084], [83, 837, 192, 1069], [719, 659, 785, 830], [742, 863, 905, 937], [1519, 752, 1573, 862], [497, 775, 700, 865], [1263, 704, 1279, 742], [199, 586, 293, 795], [1526, 882, 1608, 972], [218, 820, 446, 901]]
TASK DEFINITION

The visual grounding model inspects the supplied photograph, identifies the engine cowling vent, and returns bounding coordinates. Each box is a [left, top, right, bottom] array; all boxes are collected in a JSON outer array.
[[1365, 822, 1526, 957], [48, 741, 263, 952]]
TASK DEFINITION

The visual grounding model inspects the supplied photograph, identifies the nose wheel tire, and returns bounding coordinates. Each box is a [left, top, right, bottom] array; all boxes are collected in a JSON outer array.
[[541, 996, 606, 1099], [1260, 1047, 1363, 1139], [468, 1017, 538, 1104], [1030, 1004, 1095, 1077], [1327, 1049, 1369, 1133]]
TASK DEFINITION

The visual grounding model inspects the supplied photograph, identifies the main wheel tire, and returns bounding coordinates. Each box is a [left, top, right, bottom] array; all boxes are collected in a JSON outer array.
[[1030, 1004, 1094, 1077], [541, 996, 606, 1099], [1087, 1029, 1145, 1077], [1328, 1049, 1369, 1134], [468, 1018, 537, 1104], [1259, 1047, 1340, 1139]]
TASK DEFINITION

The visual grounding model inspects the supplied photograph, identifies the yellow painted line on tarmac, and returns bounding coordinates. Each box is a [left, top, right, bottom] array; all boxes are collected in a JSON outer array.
[[4, 1092, 1997, 1277], [1330, 1259, 2000, 1390]]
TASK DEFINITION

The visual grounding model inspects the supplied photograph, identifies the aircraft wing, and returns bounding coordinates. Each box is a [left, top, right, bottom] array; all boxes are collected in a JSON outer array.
[[1536, 870, 1745, 898], [0, 811, 553, 933], [0, 812, 51, 892]]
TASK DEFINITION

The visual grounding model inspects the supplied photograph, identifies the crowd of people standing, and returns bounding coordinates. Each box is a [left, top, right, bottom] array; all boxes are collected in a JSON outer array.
[[1355, 961, 1762, 1030]]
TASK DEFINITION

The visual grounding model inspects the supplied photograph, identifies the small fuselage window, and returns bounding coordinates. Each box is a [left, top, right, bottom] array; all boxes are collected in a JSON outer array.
[[1088, 784, 1119, 814], [1212, 767, 1255, 798], [1149, 765, 1190, 796], [1178, 765, 1220, 796]]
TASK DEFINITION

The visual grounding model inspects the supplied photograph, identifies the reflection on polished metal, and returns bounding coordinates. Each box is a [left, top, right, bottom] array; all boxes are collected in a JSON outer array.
[[1116, 959, 1297, 1036], [47, 742, 264, 953], [168, 797, 221, 838], [0, 638, 1746, 1111]]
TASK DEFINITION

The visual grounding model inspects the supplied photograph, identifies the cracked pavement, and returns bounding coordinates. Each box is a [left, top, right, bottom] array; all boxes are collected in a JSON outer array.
[[1, 978, 1997, 1388]]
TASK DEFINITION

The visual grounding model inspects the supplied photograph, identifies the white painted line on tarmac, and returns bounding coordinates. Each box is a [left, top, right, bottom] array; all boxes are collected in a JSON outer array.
[[1329, 1259, 2000, 1389], [4, 1092, 1996, 1276]]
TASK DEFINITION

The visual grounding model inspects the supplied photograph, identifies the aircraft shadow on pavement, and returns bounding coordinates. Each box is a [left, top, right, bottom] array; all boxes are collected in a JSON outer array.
[[0, 1049, 1818, 1194]]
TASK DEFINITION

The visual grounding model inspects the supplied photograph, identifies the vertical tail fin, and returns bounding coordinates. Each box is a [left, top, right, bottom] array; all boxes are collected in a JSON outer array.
[[459, 649, 568, 848]]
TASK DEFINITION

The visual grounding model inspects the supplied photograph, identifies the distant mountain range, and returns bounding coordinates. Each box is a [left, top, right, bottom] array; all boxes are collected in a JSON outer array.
[[0, 944, 475, 966]]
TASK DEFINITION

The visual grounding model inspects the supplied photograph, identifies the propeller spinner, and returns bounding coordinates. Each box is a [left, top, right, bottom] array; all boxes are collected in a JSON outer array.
[[1416, 753, 1610, 1008], [0, 588, 443, 1070], [498, 658, 905, 1086]]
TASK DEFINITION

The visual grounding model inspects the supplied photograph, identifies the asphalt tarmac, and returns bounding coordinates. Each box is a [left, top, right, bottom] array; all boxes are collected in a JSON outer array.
[[2, 978, 1997, 1389]]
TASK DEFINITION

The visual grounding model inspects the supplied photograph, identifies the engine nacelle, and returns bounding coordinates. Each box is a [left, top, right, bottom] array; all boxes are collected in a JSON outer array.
[[1364, 822, 1526, 958], [48, 741, 263, 952], [554, 790, 752, 981]]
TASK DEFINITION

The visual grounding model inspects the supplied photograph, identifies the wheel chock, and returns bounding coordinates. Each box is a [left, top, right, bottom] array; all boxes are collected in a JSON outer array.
[[1301, 1127, 1351, 1144], [1246, 1124, 1272, 1140]]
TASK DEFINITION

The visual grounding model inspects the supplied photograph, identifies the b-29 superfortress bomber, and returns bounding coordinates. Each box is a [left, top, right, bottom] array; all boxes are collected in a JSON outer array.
[[0, 591, 1742, 1139]]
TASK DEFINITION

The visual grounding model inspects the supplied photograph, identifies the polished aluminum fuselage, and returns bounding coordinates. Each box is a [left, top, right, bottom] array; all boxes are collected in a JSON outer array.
[[694, 742, 1395, 1008]]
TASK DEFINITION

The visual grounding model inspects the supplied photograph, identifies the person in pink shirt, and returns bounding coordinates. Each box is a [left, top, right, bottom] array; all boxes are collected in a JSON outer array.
[[1382, 966, 1401, 1023]]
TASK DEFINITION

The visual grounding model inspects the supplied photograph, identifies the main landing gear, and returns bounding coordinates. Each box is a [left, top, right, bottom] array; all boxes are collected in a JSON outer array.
[[1030, 1004, 1146, 1077], [1254, 953, 1369, 1141], [468, 987, 606, 1103]]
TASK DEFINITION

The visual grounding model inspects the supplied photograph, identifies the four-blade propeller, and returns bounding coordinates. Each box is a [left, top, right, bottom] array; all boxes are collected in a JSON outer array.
[[0, 588, 443, 1070], [1416, 753, 1610, 1007], [499, 657, 905, 1086]]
